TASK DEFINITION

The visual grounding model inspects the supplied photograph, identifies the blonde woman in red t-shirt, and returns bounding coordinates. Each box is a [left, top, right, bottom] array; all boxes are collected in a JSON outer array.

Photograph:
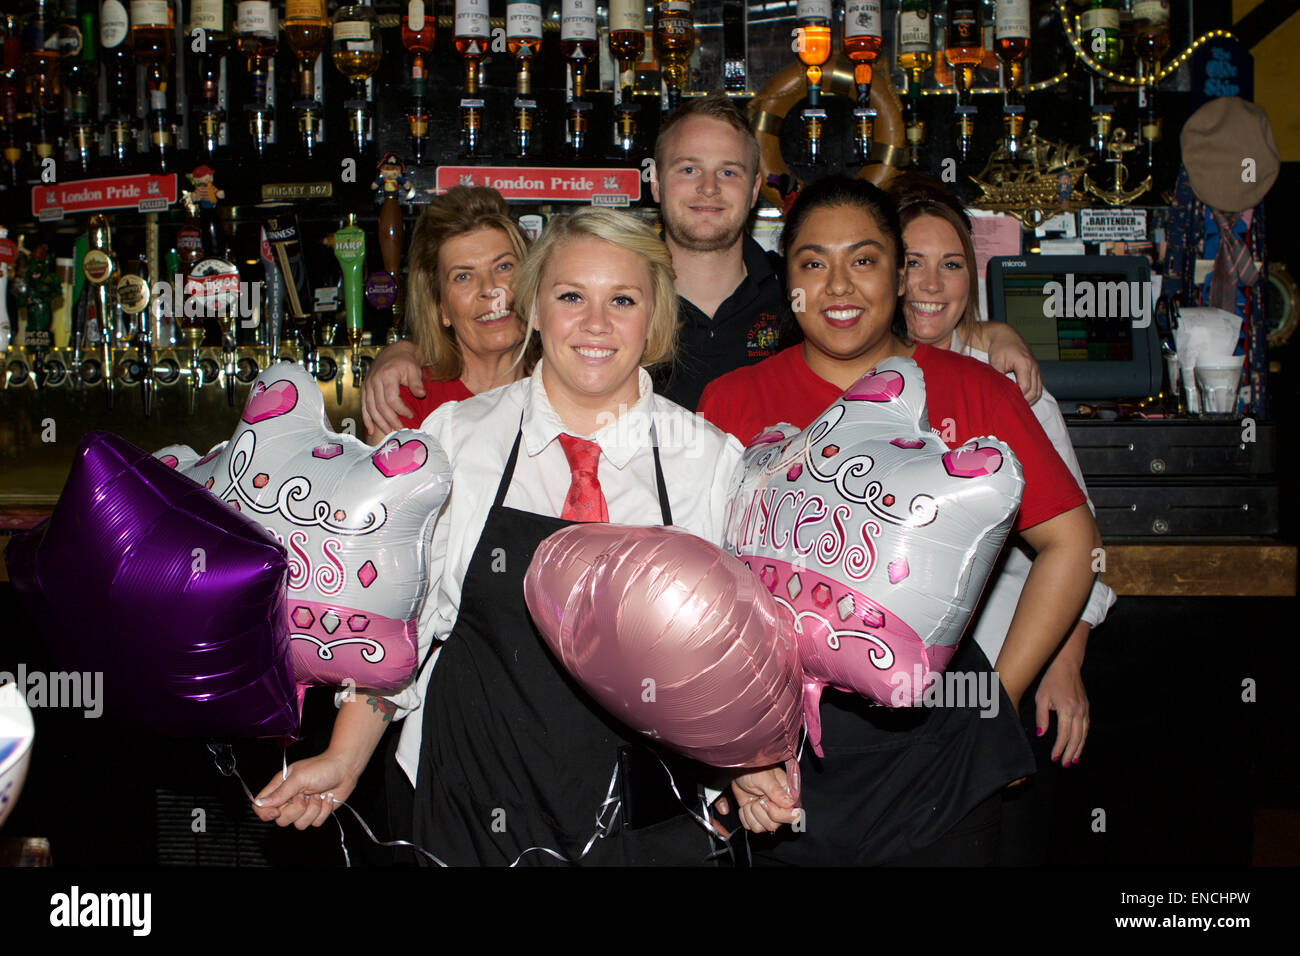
[[362, 187, 536, 441], [697, 175, 1101, 866]]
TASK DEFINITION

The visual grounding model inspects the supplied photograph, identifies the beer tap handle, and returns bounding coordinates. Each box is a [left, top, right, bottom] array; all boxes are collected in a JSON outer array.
[[333, 213, 367, 386], [84, 215, 116, 409], [260, 203, 314, 366], [0, 228, 15, 352], [116, 262, 153, 417], [71, 284, 87, 373], [226, 352, 236, 405], [141, 337, 154, 417], [260, 227, 285, 356]]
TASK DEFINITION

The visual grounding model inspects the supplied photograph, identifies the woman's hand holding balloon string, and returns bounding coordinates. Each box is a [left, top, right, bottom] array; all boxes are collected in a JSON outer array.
[[724, 765, 800, 835], [253, 695, 393, 829], [1035, 620, 1091, 767], [254, 751, 358, 829], [362, 339, 424, 440]]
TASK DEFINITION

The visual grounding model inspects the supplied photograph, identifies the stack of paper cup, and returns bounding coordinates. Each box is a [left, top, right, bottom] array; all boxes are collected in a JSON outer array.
[[1195, 363, 1243, 415], [1173, 307, 1244, 416]]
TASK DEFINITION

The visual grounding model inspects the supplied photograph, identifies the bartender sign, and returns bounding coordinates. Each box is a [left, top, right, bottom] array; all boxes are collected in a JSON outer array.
[[1079, 208, 1148, 242], [436, 166, 641, 206], [32, 173, 178, 220]]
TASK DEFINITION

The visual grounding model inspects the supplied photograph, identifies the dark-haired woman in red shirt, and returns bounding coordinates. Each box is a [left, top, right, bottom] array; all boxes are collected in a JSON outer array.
[[697, 176, 1100, 865]]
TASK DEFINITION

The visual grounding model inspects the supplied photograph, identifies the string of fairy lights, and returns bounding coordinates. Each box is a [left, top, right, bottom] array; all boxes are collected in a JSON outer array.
[[920, 1, 1237, 96]]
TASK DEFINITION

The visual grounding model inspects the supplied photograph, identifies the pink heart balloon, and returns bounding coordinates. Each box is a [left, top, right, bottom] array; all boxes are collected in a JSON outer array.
[[524, 525, 804, 796], [843, 368, 905, 402], [942, 443, 1004, 479], [241, 379, 299, 424], [371, 438, 429, 478]]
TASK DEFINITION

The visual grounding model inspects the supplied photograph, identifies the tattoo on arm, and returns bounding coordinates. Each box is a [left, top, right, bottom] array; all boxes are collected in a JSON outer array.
[[366, 695, 398, 723]]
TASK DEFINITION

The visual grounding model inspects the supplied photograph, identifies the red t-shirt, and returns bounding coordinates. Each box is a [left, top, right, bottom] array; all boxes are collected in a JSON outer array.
[[396, 370, 474, 430], [697, 343, 1085, 532]]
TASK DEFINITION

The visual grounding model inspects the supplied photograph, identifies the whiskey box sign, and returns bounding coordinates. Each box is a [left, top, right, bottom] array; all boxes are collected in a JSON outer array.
[[261, 182, 335, 201], [1079, 208, 1148, 242], [32, 174, 178, 220], [435, 166, 642, 206]]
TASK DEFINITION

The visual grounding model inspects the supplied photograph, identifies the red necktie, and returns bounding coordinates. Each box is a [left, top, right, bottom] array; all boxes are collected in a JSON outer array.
[[557, 434, 609, 523]]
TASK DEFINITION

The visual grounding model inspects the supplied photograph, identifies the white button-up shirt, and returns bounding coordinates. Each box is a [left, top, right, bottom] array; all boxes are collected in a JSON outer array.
[[954, 331, 1117, 666], [389, 362, 745, 783]]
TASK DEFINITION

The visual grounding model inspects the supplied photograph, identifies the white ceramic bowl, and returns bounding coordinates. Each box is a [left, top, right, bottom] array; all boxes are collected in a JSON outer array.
[[0, 682, 35, 829]]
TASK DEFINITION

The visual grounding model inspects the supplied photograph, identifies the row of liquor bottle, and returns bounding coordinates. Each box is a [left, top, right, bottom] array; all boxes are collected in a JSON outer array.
[[895, 1, 1175, 92], [0, 1, 1177, 182], [0, 0, 691, 179]]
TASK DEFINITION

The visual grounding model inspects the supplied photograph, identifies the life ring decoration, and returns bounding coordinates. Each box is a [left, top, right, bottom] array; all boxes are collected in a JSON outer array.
[[748, 53, 908, 212]]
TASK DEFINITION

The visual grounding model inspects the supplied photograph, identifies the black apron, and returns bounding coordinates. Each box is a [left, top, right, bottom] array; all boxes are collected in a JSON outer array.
[[750, 636, 1035, 866], [412, 425, 716, 866]]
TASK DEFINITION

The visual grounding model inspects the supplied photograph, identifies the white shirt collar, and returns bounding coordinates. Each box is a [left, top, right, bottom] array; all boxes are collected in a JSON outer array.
[[521, 360, 656, 470]]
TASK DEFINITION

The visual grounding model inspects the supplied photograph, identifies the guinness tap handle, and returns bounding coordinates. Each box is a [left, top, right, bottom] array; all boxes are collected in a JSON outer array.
[[260, 226, 286, 354], [260, 204, 314, 370]]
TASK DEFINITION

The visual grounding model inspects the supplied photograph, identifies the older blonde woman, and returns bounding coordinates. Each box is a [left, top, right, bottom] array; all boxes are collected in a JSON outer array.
[[362, 186, 533, 439], [257, 208, 744, 866]]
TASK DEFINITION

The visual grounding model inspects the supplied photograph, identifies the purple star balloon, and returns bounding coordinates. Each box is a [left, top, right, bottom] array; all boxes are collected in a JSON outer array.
[[5, 431, 298, 737]]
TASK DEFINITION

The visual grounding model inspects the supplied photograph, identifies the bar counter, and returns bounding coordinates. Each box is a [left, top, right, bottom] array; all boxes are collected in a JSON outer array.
[[1, 506, 1294, 597]]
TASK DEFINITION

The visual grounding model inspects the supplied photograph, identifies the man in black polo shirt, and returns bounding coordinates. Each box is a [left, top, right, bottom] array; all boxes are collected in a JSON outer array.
[[647, 94, 792, 410]]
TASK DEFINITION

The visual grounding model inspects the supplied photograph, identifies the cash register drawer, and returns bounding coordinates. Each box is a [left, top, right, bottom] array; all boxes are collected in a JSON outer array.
[[1088, 481, 1279, 537], [1066, 421, 1276, 478]]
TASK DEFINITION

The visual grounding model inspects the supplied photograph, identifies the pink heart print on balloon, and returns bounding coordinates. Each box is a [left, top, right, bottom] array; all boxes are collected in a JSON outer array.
[[156, 361, 451, 694], [722, 357, 1024, 756], [524, 524, 804, 799]]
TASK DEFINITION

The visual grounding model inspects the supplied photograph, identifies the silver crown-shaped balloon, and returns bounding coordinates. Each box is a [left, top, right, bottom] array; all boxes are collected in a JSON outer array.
[[722, 356, 1024, 755], [157, 361, 451, 693]]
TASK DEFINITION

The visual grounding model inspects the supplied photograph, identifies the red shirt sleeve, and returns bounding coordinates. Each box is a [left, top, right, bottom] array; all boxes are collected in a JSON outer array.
[[915, 345, 1085, 532], [986, 383, 1086, 531], [695, 379, 739, 439], [395, 373, 472, 431]]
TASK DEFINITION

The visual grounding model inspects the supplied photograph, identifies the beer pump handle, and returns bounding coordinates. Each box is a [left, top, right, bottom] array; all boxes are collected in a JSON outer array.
[[333, 213, 367, 358], [69, 234, 89, 366], [260, 226, 286, 354], [378, 197, 403, 279], [0, 228, 13, 352], [84, 215, 117, 407]]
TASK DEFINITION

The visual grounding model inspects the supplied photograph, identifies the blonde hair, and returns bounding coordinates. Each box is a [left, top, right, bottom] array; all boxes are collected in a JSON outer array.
[[405, 186, 532, 380], [510, 207, 678, 371]]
